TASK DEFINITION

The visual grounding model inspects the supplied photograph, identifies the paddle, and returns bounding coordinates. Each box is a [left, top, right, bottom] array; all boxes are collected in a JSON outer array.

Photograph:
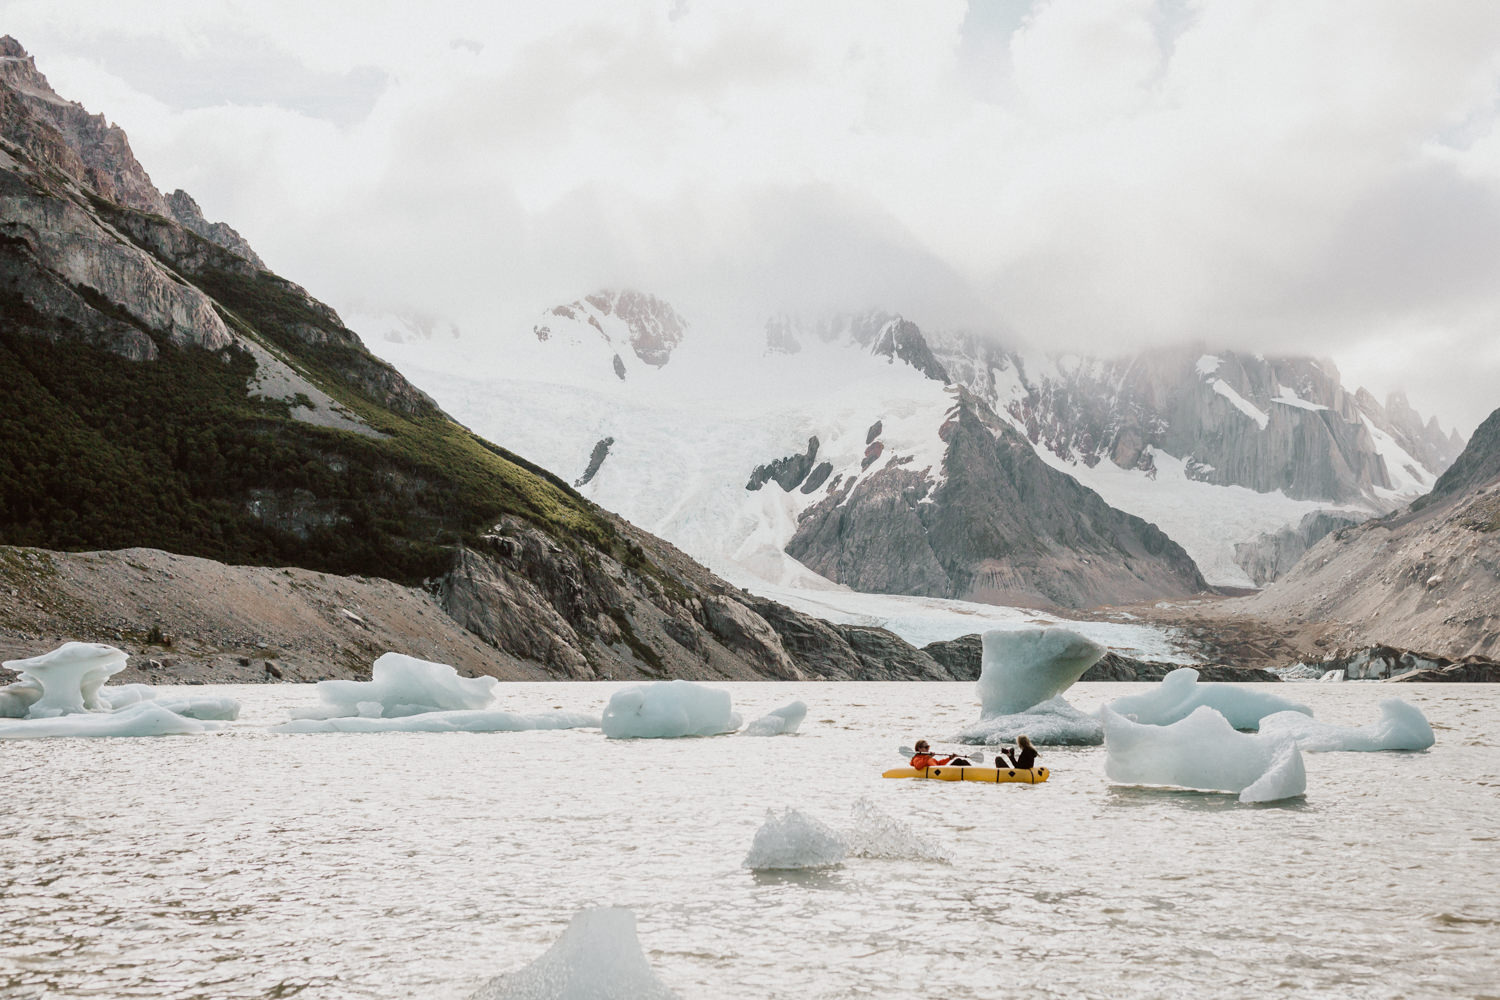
[[898, 745, 988, 765]]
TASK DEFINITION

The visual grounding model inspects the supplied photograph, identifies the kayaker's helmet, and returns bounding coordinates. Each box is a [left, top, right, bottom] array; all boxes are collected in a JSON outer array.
[[915, 740, 930, 752]]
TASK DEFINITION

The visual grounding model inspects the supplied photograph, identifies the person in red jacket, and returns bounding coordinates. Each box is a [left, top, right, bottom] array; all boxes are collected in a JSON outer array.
[[910, 740, 971, 768]]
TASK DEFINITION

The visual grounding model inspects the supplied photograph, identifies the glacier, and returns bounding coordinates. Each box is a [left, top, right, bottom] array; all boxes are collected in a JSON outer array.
[[1102, 706, 1306, 803], [1105, 667, 1312, 730], [601, 679, 741, 739], [1259, 699, 1435, 752], [467, 907, 680, 1000]]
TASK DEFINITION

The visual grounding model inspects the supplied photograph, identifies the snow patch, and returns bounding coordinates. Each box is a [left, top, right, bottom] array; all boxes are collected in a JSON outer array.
[[1208, 378, 1270, 429]]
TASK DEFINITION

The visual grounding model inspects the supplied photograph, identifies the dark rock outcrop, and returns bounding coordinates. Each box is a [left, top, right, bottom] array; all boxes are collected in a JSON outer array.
[[747, 437, 819, 492], [787, 389, 1209, 609], [575, 437, 614, 487]]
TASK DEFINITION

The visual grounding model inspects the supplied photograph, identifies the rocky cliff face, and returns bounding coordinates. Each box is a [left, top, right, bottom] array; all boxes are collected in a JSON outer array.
[[1232, 510, 1369, 586], [785, 388, 1209, 608], [927, 338, 1460, 505], [1234, 404, 1500, 659]]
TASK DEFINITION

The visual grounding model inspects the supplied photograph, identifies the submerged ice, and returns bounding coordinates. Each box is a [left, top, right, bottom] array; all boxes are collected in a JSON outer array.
[[1106, 667, 1312, 730], [742, 700, 807, 736], [1260, 699, 1435, 752], [1102, 706, 1306, 803], [467, 907, 680, 1000], [955, 627, 1106, 745], [602, 680, 741, 739]]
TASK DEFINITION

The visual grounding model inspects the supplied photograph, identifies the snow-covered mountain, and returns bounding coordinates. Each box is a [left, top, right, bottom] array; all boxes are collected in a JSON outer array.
[[372, 293, 1462, 599]]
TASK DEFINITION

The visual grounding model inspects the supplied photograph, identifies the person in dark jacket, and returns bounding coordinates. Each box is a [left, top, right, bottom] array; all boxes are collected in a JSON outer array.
[[1004, 734, 1038, 770]]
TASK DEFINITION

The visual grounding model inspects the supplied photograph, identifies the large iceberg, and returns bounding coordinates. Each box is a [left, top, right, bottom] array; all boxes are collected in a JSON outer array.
[[467, 907, 680, 1000], [1, 641, 128, 717], [0, 642, 239, 737], [601, 680, 741, 739], [1260, 699, 1435, 752], [954, 628, 1106, 745], [290, 652, 499, 720], [743, 807, 847, 870], [1102, 706, 1306, 803], [977, 627, 1105, 716], [742, 700, 807, 737], [1105, 667, 1312, 730]]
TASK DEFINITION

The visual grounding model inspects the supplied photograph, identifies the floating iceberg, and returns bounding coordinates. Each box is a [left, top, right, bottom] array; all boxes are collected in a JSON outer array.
[[743, 807, 847, 870], [742, 700, 807, 736], [1260, 699, 1434, 752], [953, 695, 1103, 746], [272, 708, 598, 734], [952, 628, 1107, 745], [601, 680, 741, 739], [1105, 667, 1312, 730], [1, 641, 127, 717], [843, 798, 948, 864], [977, 627, 1105, 717], [0, 642, 240, 737], [467, 907, 680, 1000], [289, 652, 498, 720], [1102, 706, 1305, 803], [0, 701, 223, 740]]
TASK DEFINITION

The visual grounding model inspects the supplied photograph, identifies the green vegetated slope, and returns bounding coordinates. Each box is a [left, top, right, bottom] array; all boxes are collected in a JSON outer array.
[[1, 201, 630, 585]]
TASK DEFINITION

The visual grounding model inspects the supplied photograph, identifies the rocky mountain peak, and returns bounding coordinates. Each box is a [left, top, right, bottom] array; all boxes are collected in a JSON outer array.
[[532, 288, 687, 379], [165, 189, 265, 269]]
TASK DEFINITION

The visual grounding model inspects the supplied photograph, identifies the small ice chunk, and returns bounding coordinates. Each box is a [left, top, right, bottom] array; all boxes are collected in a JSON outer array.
[[743, 807, 847, 870], [154, 697, 241, 722], [1105, 667, 1311, 730], [2, 642, 128, 717], [289, 652, 498, 720], [978, 627, 1104, 717], [0, 701, 216, 740], [0, 677, 41, 719], [1318, 669, 1345, 683], [1260, 699, 1434, 752], [742, 700, 807, 736], [98, 684, 158, 710], [601, 680, 741, 739], [843, 799, 948, 864], [467, 907, 680, 1000], [270, 709, 599, 734], [1103, 705, 1305, 803], [953, 695, 1103, 746]]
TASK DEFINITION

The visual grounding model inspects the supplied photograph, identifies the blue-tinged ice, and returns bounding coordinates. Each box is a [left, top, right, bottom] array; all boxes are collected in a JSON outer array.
[[1105, 667, 1312, 729], [1, 641, 127, 717], [467, 907, 680, 1000], [1260, 699, 1435, 752], [1102, 705, 1306, 803], [742, 700, 807, 736], [601, 679, 741, 739], [953, 628, 1106, 745], [290, 652, 498, 720]]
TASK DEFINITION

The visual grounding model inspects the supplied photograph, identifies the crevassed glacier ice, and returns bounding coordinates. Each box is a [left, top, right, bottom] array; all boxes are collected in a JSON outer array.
[[743, 807, 847, 870], [272, 708, 598, 734], [467, 907, 680, 1000], [1260, 699, 1435, 752], [977, 627, 1105, 717], [1105, 667, 1312, 730], [601, 680, 741, 739], [0, 701, 221, 740], [742, 700, 807, 736], [2, 641, 127, 717], [290, 652, 498, 720], [1102, 705, 1306, 803], [953, 695, 1103, 746]]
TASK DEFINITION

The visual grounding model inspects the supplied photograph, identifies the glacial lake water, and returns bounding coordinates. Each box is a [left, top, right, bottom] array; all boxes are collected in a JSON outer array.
[[2, 681, 1497, 999]]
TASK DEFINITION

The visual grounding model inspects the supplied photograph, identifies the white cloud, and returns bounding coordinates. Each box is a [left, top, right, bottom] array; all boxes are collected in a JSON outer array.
[[8, 0, 1500, 430]]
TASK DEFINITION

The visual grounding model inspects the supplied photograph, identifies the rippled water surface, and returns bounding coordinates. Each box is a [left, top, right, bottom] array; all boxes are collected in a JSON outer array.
[[2, 682, 1498, 999]]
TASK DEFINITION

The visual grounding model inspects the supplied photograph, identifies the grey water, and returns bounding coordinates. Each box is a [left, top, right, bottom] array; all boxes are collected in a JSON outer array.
[[1, 682, 1497, 999]]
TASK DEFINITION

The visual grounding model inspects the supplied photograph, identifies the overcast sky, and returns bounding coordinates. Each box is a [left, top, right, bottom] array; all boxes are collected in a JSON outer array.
[[7, 0, 1500, 433]]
